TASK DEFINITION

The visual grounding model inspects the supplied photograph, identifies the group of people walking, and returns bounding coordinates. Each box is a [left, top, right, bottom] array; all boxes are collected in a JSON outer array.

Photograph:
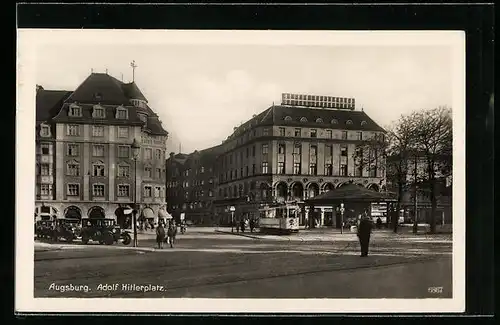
[[155, 220, 178, 249], [234, 217, 256, 233]]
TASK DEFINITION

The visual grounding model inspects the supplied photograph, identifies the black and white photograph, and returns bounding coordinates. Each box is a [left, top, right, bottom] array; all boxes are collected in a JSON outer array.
[[16, 29, 465, 313]]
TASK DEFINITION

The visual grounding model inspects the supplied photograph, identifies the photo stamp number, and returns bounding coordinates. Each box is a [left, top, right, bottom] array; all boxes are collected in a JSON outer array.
[[428, 286, 444, 294]]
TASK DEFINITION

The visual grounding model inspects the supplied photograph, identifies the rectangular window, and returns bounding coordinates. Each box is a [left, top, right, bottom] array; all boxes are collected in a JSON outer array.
[[40, 184, 52, 196], [261, 162, 269, 174], [154, 186, 161, 198], [117, 109, 128, 119], [40, 163, 50, 176], [327, 130, 333, 139], [340, 164, 348, 176], [252, 164, 256, 175], [69, 106, 81, 117], [325, 164, 333, 176], [293, 143, 302, 155], [342, 131, 348, 140], [145, 167, 152, 178], [118, 126, 129, 138], [118, 165, 130, 177], [278, 162, 285, 174], [240, 167, 244, 178], [369, 166, 377, 177], [293, 162, 301, 175], [262, 144, 269, 155], [155, 149, 162, 160], [92, 126, 104, 137], [294, 128, 301, 137], [310, 145, 317, 156], [310, 129, 317, 138], [67, 125, 80, 136], [279, 127, 285, 136], [144, 148, 152, 160], [325, 145, 333, 157], [41, 143, 50, 155], [92, 184, 105, 197], [67, 184, 80, 196], [67, 163, 80, 176], [67, 144, 79, 156], [355, 165, 363, 177], [263, 128, 269, 136], [357, 132, 362, 140], [246, 147, 249, 158], [117, 185, 130, 197], [93, 164, 105, 177], [92, 144, 104, 157], [278, 143, 285, 154], [341, 146, 348, 157], [144, 186, 152, 197], [156, 168, 161, 179], [41, 125, 50, 137], [309, 163, 317, 175], [252, 145, 256, 157], [118, 146, 130, 158], [93, 107, 105, 118]]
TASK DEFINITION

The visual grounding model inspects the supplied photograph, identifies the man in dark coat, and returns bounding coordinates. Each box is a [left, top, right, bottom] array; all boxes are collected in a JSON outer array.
[[357, 216, 373, 257], [156, 223, 165, 249]]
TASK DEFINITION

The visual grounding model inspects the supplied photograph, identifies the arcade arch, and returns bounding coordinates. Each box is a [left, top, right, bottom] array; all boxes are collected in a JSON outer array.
[[64, 205, 82, 219], [88, 206, 105, 219]]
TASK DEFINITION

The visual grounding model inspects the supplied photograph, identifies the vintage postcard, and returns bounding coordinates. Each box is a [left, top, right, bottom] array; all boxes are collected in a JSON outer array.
[[16, 29, 465, 313]]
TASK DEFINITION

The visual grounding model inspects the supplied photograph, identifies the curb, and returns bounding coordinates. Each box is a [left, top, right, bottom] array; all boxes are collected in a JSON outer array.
[[214, 230, 262, 240]]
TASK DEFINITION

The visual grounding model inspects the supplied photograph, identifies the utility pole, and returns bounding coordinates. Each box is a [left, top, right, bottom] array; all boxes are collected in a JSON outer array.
[[130, 60, 138, 82]]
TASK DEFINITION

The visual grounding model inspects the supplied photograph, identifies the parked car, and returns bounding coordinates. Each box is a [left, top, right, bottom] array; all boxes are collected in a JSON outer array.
[[35, 220, 55, 239], [52, 218, 81, 242], [80, 218, 131, 245]]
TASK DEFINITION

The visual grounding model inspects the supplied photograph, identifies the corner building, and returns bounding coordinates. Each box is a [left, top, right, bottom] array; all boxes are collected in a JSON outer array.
[[35, 73, 169, 227], [213, 93, 386, 227]]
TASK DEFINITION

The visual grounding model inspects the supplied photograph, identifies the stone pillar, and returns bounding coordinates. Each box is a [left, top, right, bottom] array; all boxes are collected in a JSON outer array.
[[320, 208, 325, 226]]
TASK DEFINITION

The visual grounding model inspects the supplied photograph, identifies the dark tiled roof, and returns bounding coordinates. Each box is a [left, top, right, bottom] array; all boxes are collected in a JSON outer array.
[[122, 82, 147, 102], [36, 73, 168, 135], [36, 89, 73, 122]]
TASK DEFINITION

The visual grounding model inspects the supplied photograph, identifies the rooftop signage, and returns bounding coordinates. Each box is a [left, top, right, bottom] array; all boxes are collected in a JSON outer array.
[[281, 93, 355, 110]]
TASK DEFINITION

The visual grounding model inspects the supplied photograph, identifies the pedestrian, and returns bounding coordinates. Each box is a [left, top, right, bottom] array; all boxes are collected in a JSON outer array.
[[249, 218, 255, 233], [156, 222, 165, 249], [376, 217, 382, 229], [167, 221, 177, 248], [357, 215, 373, 257], [240, 219, 246, 233]]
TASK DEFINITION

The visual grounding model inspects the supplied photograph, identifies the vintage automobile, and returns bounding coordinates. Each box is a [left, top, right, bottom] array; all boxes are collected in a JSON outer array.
[[52, 218, 81, 242], [80, 218, 132, 245], [35, 220, 56, 239]]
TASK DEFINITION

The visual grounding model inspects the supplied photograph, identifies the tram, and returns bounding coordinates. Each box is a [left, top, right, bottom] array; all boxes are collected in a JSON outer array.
[[258, 202, 300, 235]]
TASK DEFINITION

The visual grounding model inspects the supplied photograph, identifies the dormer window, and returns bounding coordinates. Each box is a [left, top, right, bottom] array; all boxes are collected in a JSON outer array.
[[40, 124, 51, 137], [68, 104, 82, 117], [300, 117, 308, 123], [361, 120, 367, 126], [346, 120, 353, 125], [284, 116, 292, 121], [92, 105, 106, 118], [331, 119, 338, 124], [315, 118, 323, 123], [116, 107, 128, 120]]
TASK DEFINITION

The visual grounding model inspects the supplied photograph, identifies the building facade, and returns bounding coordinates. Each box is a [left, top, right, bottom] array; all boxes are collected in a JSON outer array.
[[35, 73, 169, 228], [212, 93, 387, 226], [166, 145, 222, 225]]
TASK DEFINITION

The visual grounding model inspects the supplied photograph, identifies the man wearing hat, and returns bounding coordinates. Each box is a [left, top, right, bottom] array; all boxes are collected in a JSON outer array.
[[357, 211, 374, 257]]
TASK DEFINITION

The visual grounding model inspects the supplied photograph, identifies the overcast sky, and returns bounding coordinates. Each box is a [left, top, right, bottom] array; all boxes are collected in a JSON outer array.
[[32, 31, 455, 154]]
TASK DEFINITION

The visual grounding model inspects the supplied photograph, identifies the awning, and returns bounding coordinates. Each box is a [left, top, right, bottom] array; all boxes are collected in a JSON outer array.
[[159, 209, 173, 219], [143, 208, 154, 219]]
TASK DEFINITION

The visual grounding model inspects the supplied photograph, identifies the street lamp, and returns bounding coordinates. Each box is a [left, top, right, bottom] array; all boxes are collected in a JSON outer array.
[[131, 138, 141, 247], [230, 206, 235, 232], [340, 203, 345, 234], [412, 153, 418, 234]]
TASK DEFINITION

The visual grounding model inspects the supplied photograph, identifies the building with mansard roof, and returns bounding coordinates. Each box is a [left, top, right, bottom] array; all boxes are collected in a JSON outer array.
[[35, 72, 169, 228], [212, 93, 387, 227]]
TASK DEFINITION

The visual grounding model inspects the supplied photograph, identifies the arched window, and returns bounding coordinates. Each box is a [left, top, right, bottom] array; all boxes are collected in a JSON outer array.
[[315, 118, 323, 123], [300, 117, 308, 122], [331, 119, 338, 124], [346, 120, 353, 125], [284, 116, 293, 121]]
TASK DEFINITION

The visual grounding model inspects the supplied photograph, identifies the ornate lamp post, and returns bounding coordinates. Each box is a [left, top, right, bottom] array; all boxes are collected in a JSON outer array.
[[131, 138, 141, 247]]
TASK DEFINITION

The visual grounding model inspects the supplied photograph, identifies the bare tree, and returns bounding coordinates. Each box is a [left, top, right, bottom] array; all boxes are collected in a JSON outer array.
[[411, 106, 453, 233]]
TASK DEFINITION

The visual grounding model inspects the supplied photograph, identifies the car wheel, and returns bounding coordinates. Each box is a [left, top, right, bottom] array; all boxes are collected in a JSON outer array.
[[104, 233, 114, 245], [122, 233, 131, 246]]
